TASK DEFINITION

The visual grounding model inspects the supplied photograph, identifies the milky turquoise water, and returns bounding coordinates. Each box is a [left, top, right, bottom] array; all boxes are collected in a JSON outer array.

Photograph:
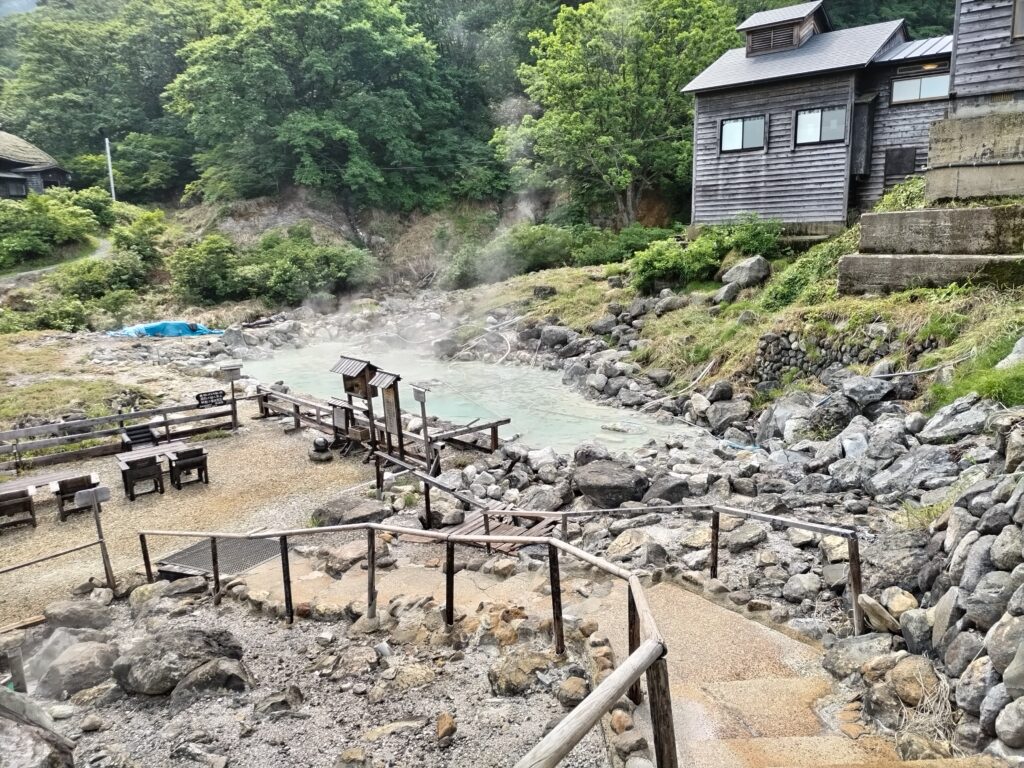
[[244, 341, 674, 453]]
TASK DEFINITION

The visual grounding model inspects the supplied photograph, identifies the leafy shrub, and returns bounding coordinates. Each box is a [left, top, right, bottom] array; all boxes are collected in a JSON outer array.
[[29, 295, 90, 331], [631, 236, 721, 294], [46, 187, 116, 228], [439, 245, 479, 290], [48, 253, 149, 301], [168, 224, 377, 306], [724, 213, 783, 257], [874, 177, 926, 213], [112, 210, 166, 263], [574, 224, 677, 266], [759, 227, 859, 310], [0, 194, 98, 268], [167, 234, 240, 305], [475, 224, 574, 283]]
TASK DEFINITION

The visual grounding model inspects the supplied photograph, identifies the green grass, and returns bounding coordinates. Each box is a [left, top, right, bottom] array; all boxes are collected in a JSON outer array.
[[0, 237, 100, 278], [0, 378, 149, 428]]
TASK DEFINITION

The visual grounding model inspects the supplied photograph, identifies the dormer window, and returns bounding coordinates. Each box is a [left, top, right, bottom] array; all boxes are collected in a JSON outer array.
[[748, 25, 797, 55]]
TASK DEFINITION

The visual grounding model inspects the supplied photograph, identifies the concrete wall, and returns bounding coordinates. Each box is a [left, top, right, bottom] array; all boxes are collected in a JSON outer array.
[[860, 205, 1024, 255], [838, 253, 1024, 294], [926, 111, 1024, 200]]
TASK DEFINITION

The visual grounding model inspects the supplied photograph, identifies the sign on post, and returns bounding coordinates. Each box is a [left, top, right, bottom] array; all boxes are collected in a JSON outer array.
[[196, 390, 227, 409], [74, 486, 112, 508], [381, 387, 401, 436]]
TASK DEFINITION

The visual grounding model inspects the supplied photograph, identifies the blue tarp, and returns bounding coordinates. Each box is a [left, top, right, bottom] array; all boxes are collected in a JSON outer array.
[[108, 321, 223, 338]]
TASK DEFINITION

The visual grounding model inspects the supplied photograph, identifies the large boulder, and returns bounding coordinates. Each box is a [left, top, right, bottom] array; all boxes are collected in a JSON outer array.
[[957, 656, 1000, 716], [311, 498, 391, 527], [43, 600, 111, 630], [113, 628, 243, 695], [863, 445, 959, 496], [721, 256, 770, 288], [643, 474, 690, 504], [0, 689, 74, 768], [823, 634, 893, 678], [171, 658, 256, 700], [841, 376, 895, 409], [706, 400, 752, 434], [965, 571, 1014, 630], [919, 394, 999, 444], [573, 461, 649, 508], [35, 642, 117, 700]]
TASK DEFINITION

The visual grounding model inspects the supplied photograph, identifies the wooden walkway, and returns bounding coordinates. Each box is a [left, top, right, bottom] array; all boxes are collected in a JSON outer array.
[[446, 510, 559, 554]]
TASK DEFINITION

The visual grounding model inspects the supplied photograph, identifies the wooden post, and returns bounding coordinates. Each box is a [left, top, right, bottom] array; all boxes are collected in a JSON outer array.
[[627, 589, 643, 705], [210, 537, 221, 605], [162, 412, 171, 442], [139, 534, 153, 583], [710, 509, 720, 580], [366, 528, 377, 620], [279, 536, 294, 625], [646, 654, 679, 768], [91, 501, 116, 590], [483, 513, 492, 555], [548, 543, 565, 655], [229, 383, 239, 432], [423, 485, 432, 530], [445, 540, 455, 627], [7, 648, 27, 693], [292, 403, 301, 430], [848, 537, 864, 636]]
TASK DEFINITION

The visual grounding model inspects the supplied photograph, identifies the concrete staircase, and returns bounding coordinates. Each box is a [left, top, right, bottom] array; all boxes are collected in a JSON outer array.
[[599, 581, 999, 768]]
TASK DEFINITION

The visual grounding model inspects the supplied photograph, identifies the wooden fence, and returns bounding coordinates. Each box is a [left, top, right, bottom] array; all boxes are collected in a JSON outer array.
[[0, 401, 236, 474], [136, 523, 678, 768]]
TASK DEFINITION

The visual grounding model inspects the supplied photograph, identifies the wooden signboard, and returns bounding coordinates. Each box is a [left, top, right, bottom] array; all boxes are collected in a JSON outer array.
[[381, 387, 401, 436], [196, 390, 227, 409]]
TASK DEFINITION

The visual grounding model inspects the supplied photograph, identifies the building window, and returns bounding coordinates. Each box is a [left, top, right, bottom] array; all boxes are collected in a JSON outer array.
[[1015, 0, 1024, 38], [795, 106, 846, 145], [891, 73, 951, 103], [747, 25, 796, 54], [720, 115, 766, 152]]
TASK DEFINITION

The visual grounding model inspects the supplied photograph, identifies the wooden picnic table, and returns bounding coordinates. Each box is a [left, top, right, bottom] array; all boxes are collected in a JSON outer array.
[[114, 441, 189, 467], [0, 469, 100, 496]]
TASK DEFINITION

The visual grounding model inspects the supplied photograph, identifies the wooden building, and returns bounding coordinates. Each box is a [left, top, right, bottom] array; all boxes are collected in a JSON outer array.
[[0, 131, 71, 199], [683, 2, 953, 232]]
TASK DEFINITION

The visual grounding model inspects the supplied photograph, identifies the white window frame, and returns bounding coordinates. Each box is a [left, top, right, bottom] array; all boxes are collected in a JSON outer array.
[[719, 115, 767, 153], [794, 106, 847, 146], [1014, 0, 1024, 39], [891, 72, 951, 104]]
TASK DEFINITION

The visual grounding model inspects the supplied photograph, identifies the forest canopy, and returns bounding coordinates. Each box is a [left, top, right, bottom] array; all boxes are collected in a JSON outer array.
[[0, 0, 955, 217]]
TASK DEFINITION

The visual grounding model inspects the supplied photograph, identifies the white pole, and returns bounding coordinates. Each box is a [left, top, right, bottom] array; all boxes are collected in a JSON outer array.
[[104, 137, 117, 201]]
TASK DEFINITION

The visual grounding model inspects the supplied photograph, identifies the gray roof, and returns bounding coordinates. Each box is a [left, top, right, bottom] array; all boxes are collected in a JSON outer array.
[[683, 19, 906, 93], [0, 131, 57, 166], [369, 371, 399, 389], [736, 1, 823, 31], [874, 34, 953, 63], [330, 356, 372, 377]]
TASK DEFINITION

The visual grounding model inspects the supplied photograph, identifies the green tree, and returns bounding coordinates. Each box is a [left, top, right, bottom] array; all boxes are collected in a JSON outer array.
[[168, 0, 469, 211], [498, 0, 736, 227]]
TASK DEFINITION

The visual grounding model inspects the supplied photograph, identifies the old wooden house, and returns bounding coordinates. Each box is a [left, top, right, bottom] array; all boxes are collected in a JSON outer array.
[[0, 131, 70, 199], [683, 1, 954, 232]]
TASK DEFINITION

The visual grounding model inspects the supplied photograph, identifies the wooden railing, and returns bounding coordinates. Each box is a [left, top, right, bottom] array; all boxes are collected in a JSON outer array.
[[136, 523, 678, 768], [0, 401, 236, 474]]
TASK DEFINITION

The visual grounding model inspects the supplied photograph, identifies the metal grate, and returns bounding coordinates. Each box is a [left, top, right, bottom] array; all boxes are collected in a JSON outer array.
[[157, 537, 280, 577]]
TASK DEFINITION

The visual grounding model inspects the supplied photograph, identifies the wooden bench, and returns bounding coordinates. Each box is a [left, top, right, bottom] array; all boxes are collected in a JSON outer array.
[[51, 474, 101, 522], [168, 448, 209, 490], [115, 442, 186, 501], [0, 488, 36, 531]]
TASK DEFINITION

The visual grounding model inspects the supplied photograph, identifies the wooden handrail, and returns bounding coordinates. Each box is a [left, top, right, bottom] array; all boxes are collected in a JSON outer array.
[[712, 504, 859, 539]]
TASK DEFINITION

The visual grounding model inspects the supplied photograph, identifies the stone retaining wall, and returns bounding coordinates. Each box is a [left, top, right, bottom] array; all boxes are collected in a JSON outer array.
[[860, 206, 1024, 256]]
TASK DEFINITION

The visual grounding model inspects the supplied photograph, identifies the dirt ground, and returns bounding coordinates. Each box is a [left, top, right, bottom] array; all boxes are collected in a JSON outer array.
[[0, 403, 372, 623]]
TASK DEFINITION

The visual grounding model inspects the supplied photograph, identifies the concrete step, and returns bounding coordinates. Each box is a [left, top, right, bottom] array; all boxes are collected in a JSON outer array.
[[680, 733, 895, 767], [694, 676, 832, 739], [784, 758, 1002, 768]]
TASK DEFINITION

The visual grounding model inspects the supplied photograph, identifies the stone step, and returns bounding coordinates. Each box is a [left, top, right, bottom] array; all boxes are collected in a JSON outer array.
[[779, 757, 1002, 768], [680, 733, 895, 767], [691, 676, 833, 739]]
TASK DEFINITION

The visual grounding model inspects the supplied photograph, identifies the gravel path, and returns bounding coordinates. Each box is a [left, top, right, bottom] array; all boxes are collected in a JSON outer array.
[[0, 404, 371, 624]]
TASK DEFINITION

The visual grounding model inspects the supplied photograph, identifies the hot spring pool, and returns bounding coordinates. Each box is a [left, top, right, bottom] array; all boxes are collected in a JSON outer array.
[[243, 341, 675, 453]]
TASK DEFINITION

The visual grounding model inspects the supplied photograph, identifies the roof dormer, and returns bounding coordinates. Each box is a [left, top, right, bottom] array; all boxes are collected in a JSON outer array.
[[738, 1, 833, 57]]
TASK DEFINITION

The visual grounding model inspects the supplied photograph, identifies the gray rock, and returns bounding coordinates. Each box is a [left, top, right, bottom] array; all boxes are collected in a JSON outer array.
[[590, 314, 618, 334], [654, 295, 687, 317], [957, 656, 1000, 716], [1004, 644, 1024, 699], [574, 443, 610, 467], [961, 535, 997, 593], [725, 523, 767, 553], [706, 400, 752, 434], [997, 337, 1024, 370], [993, 525, 1024, 571], [822, 633, 892, 678], [642, 474, 690, 504], [722, 256, 771, 288], [783, 573, 822, 603], [864, 445, 959, 496], [540, 325, 575, 348], [0, 689, 74, 767], [706, 380, 734, 403], [965, 570, 1014, 630], [858, 594, 901, 633], [35, 642, 117, 700], [945, 630, 984, 677], [42, 600, 111, 630], [987, 614, 1024, 672], [573, 461, 649, 508], [900, 609, 932, 655], [841, 376, 895, 408], [713, 281, 740, 305], [997, 699, 1024, 748], [312, 498, 391, 527], [113, 628, 243, 695], [986, 738, 1024, 765], [172, 658, 256, 700], [919, 394, 999, 444], [981, 684, 1012, 736], [255, 684, 304, 716]]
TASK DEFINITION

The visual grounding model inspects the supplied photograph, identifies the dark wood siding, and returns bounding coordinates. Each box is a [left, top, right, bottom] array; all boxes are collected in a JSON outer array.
[[691, 74, 855, 225], [953, 0, 1024, 98], [854, 66, 949, 210]]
